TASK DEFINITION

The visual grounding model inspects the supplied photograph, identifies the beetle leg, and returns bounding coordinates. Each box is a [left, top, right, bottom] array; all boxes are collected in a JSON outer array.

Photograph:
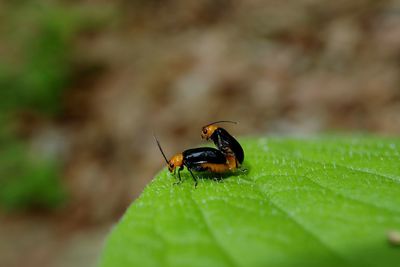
[[240, 167, 248, 173], [188, 168, 198, 188], [174, 167, 183, 185]]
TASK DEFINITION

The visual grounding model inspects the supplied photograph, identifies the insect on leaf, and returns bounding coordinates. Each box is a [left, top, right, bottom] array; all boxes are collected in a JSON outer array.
[[100, 136, 400, 267]]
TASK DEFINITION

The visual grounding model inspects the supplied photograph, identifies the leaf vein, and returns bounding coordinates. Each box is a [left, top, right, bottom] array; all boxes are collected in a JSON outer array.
[[189, 194, 240, 267], [252, 177, 347, 262]]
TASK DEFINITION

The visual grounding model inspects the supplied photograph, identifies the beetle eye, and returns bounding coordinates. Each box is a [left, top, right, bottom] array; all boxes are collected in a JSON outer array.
[[169, 163, 174, 168], [202, 128, 207, 134]]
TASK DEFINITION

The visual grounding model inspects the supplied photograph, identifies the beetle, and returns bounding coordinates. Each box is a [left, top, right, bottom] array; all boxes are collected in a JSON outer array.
[[201, 120, 244, 167], [155, 136, 237, 187]]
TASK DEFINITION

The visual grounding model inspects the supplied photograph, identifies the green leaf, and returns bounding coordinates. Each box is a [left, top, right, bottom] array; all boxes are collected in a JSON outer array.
[[100, 136, 400, 267]]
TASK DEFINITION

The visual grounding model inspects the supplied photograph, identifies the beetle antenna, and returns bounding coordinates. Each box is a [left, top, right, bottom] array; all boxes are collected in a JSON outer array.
[[203, 120, 238, 128], [153, 134, 169, 164]]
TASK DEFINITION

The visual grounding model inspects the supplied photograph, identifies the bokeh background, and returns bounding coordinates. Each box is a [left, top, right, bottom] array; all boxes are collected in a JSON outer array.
[[1, 0, 400, 266]]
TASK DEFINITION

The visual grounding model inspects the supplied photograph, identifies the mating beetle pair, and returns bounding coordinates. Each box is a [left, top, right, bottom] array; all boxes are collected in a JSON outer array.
[[156, 121, 244, 187]]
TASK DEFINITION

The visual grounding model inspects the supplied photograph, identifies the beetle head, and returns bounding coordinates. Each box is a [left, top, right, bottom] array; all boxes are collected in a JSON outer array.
[[201, 124, 218, 140], [168, 154, 183, 173], [201, 120, 237, 140]]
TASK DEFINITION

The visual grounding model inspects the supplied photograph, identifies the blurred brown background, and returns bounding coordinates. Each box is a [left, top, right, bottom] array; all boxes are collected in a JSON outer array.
[[1, 0, 400, 266]]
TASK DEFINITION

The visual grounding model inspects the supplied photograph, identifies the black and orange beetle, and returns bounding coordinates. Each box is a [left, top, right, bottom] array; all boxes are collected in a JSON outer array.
[[201, 121, 244, 167], [155, 136, 238, 187]]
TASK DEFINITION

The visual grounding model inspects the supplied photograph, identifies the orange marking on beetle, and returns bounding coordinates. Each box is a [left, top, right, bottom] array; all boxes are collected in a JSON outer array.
[[200, 155, 238, 173], [226, 155, 238, 170], [200, 163, 231, 173]]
